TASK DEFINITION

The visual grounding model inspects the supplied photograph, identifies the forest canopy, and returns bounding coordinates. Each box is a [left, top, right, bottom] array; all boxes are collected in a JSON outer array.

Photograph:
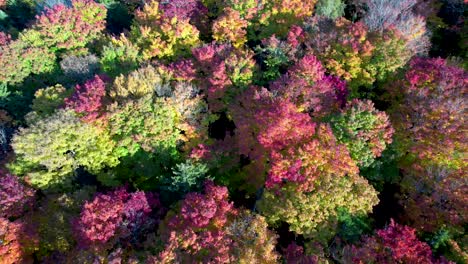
[[0, 0, 466, 263]]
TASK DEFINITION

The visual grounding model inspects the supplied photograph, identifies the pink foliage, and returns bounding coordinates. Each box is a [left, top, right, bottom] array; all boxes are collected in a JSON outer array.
[[0, 172, 35, 218], [192, 43, 255, 111], [64, 75, 108, 122], [170, 181, 235, 229], [287, 25, 306, 48], [192, 43, 232, 111], [74, 188, 160, 250], [167, 59, 197, 82], [75, 189, 127, 246], [159, 181, 238, 263], [231, 87, 313, 161], [349, 219, 452, 263], [231, 87, 355, 191], [283, 242, 319, 264], [0, 32, 11, 45], [270, 55, 347, 118], [158, 0, 207, 21]]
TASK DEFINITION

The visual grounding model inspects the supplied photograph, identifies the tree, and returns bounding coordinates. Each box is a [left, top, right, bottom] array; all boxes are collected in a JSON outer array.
[[247, 0, 317, 40], [0, 172, 35, 218], [346, 219, 452, 263], [35, 186, 95, 260], [65, 75, 108, 122], [327, 99, 394, 168], [129, 0, 200, 61], [399, 164, 467, 233], [74, 188, 160, 251], [100, 36, 141, 78], [192, 43, 256, 111], [226, 211, 280, 263], [0, 35, 56, 85], [304, 17, 410, 95], [108, 65, 170, 102], [388, 57, 467, 169], [0, 217, 38, 263], [156, 181, 279, 263], [60, 54, 100, 83], [212, 8, 248, 48], [360, 0, 431, 55], [257, 173, 378, 243], [316, 0, 345, 19], [269, 54, 347, 118], [9, 109, 120, 189], [20, 0, 106, 55], [157, 181, 238, 263], [29, 85, 71, 118]]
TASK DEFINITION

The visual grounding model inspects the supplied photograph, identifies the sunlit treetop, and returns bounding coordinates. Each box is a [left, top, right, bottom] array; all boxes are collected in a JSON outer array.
[[129, 0, 201, 61], [8, 109, 120, 189], [20, 0, 106, 54]]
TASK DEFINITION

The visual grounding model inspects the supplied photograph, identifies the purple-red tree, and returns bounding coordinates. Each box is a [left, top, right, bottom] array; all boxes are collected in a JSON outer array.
[[64, 75, 108, 122], [388, 57, 467, 169], [347, 219, 452, 263], [270, 54, 347, 118], [74, 188, 160, 251], [157, 181, 238, 263], [0, 172, 35, 218]]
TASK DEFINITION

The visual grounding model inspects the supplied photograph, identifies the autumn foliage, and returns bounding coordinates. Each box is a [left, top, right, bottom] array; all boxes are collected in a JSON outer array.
[[0, 0, 465, 262]]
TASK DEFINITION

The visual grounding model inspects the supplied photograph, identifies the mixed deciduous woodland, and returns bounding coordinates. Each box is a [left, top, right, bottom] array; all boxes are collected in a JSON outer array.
[[0, 0, 466, 263]]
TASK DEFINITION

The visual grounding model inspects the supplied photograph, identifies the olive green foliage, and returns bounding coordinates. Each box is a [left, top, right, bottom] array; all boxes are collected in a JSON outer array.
[[100, 36, 140, 77], [109, 65, 170, 102], [257, 173, 378, 243], [0, 38, 57, 85], [9, 109, 120, 189], [102, 95, 181, 187], [315, 0, 345, 19], [35, 186, 95, 258], [360, 142, 401, 190], [107, 95, 180, 157], [29, 85, 71, 117]]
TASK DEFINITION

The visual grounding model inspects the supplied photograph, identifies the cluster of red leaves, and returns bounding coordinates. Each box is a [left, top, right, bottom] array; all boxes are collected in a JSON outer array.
[[0, 172, 35, 218], [64, 75, 108, 122], [192, 44, 233, 111], [389, 57, 467, 168], [348, 219, 452, 263], [283, 242, 320, 264], [158, 0, 207, 21], [0, 217, 38, 263], [74, 188, 160, 251], [266, 124, 358, 191], [231, 86, 356, 191], [157, 181, 238, 263], [270, 54, 347, 117], [192, 43, 255, 111]]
